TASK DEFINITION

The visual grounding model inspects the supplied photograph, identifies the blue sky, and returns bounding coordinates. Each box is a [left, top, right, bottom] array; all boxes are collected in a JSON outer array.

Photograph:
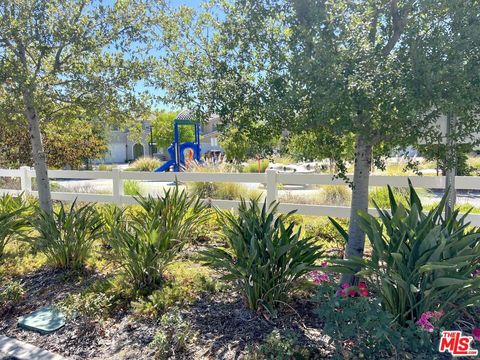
[[170, 0, 204, 8]]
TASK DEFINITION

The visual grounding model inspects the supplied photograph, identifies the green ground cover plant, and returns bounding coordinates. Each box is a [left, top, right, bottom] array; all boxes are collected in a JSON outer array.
[[314, 281, 439, 359], [151, 310, 198, 360]]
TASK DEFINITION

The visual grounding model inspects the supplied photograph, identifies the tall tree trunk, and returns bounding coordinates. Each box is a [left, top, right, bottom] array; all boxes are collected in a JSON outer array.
[[22, 88, 52, 214], [341, 134, 372, 285], [445, 113, 456, 218]]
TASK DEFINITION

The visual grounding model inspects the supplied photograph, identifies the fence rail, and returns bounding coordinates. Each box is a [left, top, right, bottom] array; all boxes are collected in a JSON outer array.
[[1, 166, 480, 226]]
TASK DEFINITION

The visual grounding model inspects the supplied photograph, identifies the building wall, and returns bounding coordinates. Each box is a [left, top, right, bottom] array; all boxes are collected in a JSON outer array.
[[101, 127, 152, 164]]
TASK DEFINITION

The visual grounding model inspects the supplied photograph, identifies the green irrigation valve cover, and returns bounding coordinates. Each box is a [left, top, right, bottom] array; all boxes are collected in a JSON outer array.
[[17, 306, 66, 334]]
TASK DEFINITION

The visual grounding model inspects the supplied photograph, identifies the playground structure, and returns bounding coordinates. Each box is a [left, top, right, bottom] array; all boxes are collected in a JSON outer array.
[[154, 110, 202, 172]]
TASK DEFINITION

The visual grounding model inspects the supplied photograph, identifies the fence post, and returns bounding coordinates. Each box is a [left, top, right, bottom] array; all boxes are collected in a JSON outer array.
[[112, 168, 124, 205], [19, 166, 32, 196], [266, 169, 278, 205]]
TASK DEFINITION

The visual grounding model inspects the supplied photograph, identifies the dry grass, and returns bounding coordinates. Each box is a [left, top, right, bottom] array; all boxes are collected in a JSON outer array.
[[127, 157, 162, 172], [188, 181, 262, 200]]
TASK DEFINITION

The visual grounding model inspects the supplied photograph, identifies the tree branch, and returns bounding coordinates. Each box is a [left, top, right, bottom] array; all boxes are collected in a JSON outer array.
[[382, 0, 411, 56]]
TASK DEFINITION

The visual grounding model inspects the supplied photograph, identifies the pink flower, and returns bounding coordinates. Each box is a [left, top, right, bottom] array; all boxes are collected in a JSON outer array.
[[473, 328, 480, 341], [321, 261, 328, 268], [416, 311, 442, 333], [359, 288, 369, 297], [309, 270, 329, 284], [348, 289, 356, 297], [336, 289, 346, 296], [341, 283, 350, 289]]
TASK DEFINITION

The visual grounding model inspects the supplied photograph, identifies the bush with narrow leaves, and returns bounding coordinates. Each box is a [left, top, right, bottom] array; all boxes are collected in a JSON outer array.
[[29, 201, 103, 269], [107, 187, 208, 290], [331, 181, 480, 327], [202, 199, 324, 314], [0, 194, 30, 258]]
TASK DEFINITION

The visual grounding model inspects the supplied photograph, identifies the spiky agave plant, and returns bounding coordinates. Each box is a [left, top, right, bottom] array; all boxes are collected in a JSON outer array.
[[201, 198, 324, 315], [29, 200, 103, 269], [108, 186, 209, 290]]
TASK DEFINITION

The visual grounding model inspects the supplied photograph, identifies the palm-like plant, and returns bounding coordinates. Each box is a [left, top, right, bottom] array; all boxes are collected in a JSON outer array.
[[0, 194, 30, 258], [29, 200, 103, 269], [332, 181, 480, 326], [107, 187, 208, 290], [202, 199, 324, 314]]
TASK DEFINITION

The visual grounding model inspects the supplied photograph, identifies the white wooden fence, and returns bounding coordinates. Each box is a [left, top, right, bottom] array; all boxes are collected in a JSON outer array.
[[1, 166, 480, 226]]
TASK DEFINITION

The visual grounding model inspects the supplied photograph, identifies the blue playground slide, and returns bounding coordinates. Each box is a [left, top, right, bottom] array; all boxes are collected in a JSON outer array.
[[154, 110, 202, 172]]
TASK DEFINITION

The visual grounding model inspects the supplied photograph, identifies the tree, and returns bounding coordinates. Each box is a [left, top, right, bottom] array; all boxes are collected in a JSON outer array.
[[418, 143, 474, 177], [156, 0, 480, 283], [406, 0, 480, 213], [0, 118, 108, 169], [218, 127, 250, 162], [156, 0, 424, 270], [0, 0, 158, 212], [219, 123, 279, 162], [287, 130, 355, 168], [151, 110, 195, 149]]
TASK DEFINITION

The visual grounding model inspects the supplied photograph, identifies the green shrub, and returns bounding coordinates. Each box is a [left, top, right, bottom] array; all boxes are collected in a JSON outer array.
[[58, 292, 115, 320], [0, 194, 30, 258], [332, 181, 480, 327], [369, 186, 417, 208], [128, 157, 162, 172], [467, 156, 480, 174], [314, 282, 437, 358], [244, 159, 270, 173], [123, 179, 142, 196], [106, 187, 208, 290], [201, 199, 324, 315], [301, 216, 348, 252], [29, 201, 103, 269], [248, 329, 313, 360], [57, 276, 134, 320], [0, 280, 26, 308], [150, 310, 197, 360], [131, 263, 218, 318]]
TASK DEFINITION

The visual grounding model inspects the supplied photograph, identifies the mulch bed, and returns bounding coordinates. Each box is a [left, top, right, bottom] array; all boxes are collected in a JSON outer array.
[[0, 267, 330, 359]]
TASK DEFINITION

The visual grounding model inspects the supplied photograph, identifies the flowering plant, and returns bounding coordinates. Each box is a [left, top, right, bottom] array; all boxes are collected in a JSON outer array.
[[330, 183, 480, 327], [416, 310, 444, 332], [473, 328, 480, 341]]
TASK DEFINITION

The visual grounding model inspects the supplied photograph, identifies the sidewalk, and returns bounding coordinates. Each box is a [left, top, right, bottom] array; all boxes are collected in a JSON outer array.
[[0, 336, 65, 360]]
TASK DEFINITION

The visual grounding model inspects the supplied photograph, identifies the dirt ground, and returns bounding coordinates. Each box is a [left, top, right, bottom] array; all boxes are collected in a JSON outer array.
[[0, 267, 329, 359]]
